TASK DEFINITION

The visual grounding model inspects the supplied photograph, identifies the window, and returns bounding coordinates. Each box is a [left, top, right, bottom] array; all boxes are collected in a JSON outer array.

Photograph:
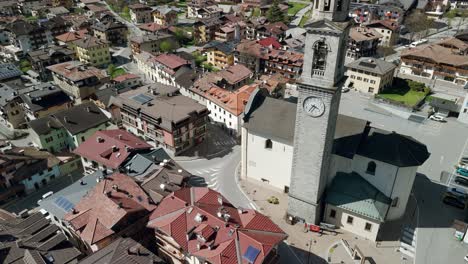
[[392, 197, 399, 207], [363, 78, 369, 82], [366, 161, 376, 175], [368, 87, 374, 93], [336, 0, 343, 11], [350, 75, 355, 79], [365, 222, 372, 231], [347, 216, 354, 224], [357, 77, 362, 81], [329, 209, 336, 218], [265, 139, 273, 149], [81, 136, 85, 142], [312, 39, 328, 72]]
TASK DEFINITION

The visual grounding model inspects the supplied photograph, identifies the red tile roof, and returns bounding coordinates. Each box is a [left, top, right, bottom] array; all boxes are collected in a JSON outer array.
[[206, 83, 258, 116], [147, 187, 287, 264], [138, 22, 168, 32], [55, 29, 88, 43], [64, 173, 156, 247], [258, 37, 281, 49], [73, 129, 152, 169], [112, 73, 140, 83], [152, 53, 190, 71]]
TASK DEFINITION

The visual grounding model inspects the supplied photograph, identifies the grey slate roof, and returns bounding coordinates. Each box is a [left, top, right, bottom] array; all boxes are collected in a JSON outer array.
[[29, 116, 64, 136], [326, 172, 391, 222], [52, 102, 109, 135], [38, 170, 103, 220], [20, 83, 71, 113], [0, 64, 22, 81], [243, 95, 297, 144], [0, 83, 19, 107], [346, 57, 396, 75], [78, 237, 164, 264]]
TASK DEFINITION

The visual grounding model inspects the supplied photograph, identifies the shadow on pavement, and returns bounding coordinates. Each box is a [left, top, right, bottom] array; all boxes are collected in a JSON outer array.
[[279, 242, 328, 264], [379, 173, 466, 242], [178, 123, 239, 160]]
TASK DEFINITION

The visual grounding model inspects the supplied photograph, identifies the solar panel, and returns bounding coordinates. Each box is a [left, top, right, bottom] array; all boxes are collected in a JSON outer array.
[[131, 94, 153, 104], [243, 246, 260, 263], [54, 196, 75, 212]]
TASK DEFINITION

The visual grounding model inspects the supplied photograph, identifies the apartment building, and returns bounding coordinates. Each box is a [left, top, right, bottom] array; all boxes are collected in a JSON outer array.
[[193, 17, 222, 45], [345, 57, 397, 94], [47, 61, 109, 102], [130, 32, 178, 54], [4, 19, 49, 53], [0, 83, 24, 129], [92, 16, 128, 46], [27, 45, 75, 81], [153, 6, 178, 26], [135, 52, 195, 89], [366, 20, 400, 47], [74, 35, 111, 67], [129, 3, 153, 24], [346, 26, 382, 63], [109, 85, 209, 155], [205, 41, 237, 69], [187, 0, 222, 19], [400, 38, 468, 86]]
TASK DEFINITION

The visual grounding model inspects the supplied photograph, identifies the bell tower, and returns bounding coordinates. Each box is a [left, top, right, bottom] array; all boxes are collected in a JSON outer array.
[[286, 0, 351, 224]]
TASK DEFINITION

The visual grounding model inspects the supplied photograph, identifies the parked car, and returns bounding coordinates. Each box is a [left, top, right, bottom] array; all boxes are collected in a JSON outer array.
[[443, 195, 466, 209], [457, 168, 468, 177], [342, 87, 350, 93], [464, 254, 468, 262], [455, 176, 468, 187], [429, 114, 446, 122]]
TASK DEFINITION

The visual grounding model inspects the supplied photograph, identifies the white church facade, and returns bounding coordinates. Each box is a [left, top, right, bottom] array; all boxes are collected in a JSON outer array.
[[241, 92, 430, 241]]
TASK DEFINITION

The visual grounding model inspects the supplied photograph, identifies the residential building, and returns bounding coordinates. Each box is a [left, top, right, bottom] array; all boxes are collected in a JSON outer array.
[[187, 0, 222, 19], [74, 129, 153, 172], [4, 19, 49, 53], [193, 17, 222, 45], [63, 172, 156, 253], [346, 26, 382, 62], [399, 37, 468, 86], [74, 35, 111, 67], [130, 32, 179, 55], [345, 57, 397, 94], [147, 187, 287, 264], [0, 147, 62, 194], [428, 93, 462, 117], [51, 0, 73, 9], [109, 85, 209, 155], [205, 41, 237, 69], [47, 61, 109, 102], [129, 3, 153, 24], [19, 82, 72, 121], [365, 20, 400, 47], [138, 22, 169, 34], [349, 2, 404, 24], [55, 29, 88, 47], [41, 16, 71, 44], [27, 45, 75, 81], [51, 102, 112, 149], [0, 211, 82, 264], [0, 83, 24, 129], [215, 25, 236, 42], [112, 73, 142, 91], [78, 237, 164, 264], [153, 6, 178, 26], [84, 4, 109, 18], [0, 63, 22, 82], [458, 93, 468, 124], [29, 116, 70, 153], [241, 94, 430, 241], [235, 39, 304, 81], [256, 21, 289, 40], [0, 0, 19, 16], [92, 16, 128, 46], [135, 52, 195, 89]]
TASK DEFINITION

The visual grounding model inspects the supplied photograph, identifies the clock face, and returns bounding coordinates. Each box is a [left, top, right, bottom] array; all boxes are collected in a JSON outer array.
[[303, 96, 326, 117]]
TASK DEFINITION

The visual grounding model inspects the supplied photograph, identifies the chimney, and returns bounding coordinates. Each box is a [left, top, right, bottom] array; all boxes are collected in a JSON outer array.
[[72, 208, 78, 214], [106, 191, 112, 197], [112, 184, 119, 191], [16, 240, 23, 248], [190, 187, 195, 206], [118, 202, 123, 208], [118, 134, 122, 140], [217, 195, 223, 205]]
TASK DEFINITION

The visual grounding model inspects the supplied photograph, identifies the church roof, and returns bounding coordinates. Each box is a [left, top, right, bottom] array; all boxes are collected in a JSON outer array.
[[325, 172, 391, 222]]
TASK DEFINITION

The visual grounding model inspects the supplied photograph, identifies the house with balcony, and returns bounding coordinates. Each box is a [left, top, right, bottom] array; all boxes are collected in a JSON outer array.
[[345, 57, 397, 94], [111, 73, 142, 91], [147, 187, 287, 264], [399, 38, 468, 87], [4, 19, 49, 54], [47, 61, 109, 102], [193, 17, 222, 45], [135, 52, 196, 89], [129, 3, 153, 24], [204, 41, 237, 69], [109, 84, 209, 155], [91, 16, 128, 46], [130, 32, 178, 55], [365, 20, 400, 47], [27, 45, 75, 81], [153, 6, 178, 26], [19, 82, 72, 121], [187, 0, 222, 19], [0, 83, 25, 129], [346, 26, 382, 63], [74, 35, 111, 67]]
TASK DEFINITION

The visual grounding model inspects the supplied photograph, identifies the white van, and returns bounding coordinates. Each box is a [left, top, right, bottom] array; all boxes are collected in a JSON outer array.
[[410, 39, 428, 47]]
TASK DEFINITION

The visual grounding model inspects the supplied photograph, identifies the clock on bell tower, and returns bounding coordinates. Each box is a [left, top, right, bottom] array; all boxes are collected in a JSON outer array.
[[286, 0, 351, 224]]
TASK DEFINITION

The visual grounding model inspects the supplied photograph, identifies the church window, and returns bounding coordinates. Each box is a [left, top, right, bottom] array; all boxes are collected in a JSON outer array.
[[265, 139, 273, 149], [366, 161, 376, 175], [312, 40, 328, 73]]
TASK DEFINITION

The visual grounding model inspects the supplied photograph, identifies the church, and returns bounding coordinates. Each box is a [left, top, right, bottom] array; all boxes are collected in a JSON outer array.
[[240, 0, 431, 241]]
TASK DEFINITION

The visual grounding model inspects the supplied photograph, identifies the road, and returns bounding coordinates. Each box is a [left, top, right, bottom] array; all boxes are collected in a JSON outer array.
[[100, 0, 143, 38], [340, 91, 468, 264]]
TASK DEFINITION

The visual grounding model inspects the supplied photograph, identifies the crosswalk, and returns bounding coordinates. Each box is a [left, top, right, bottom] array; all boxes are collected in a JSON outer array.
[[190, 167, 221, 191], [400, 227, 417, 260], [212, 138, 237, 147]]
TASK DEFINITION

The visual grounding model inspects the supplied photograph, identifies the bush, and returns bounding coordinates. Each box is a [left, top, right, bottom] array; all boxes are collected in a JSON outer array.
[[267, 196, 279, 204], [407, 80, 426, 92]]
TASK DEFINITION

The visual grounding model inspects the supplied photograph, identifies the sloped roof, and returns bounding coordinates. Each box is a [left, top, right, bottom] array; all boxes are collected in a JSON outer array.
[[51, 102, 109, 135], [73, 129, 152, 169], [401, 37, 468, 67], [147, 187, 287, 264], [326, 172, 391, 222], [349, 26, 382, 42], [346, 57, 396, 75], [55, 29, 88, 43]]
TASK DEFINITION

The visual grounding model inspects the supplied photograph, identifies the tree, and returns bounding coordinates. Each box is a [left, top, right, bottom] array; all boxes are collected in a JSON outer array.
[[160, 40, 174, 53], [266, 0, 285, 23], [404, 10, 434, 41], [107, 64, 116, 76]]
